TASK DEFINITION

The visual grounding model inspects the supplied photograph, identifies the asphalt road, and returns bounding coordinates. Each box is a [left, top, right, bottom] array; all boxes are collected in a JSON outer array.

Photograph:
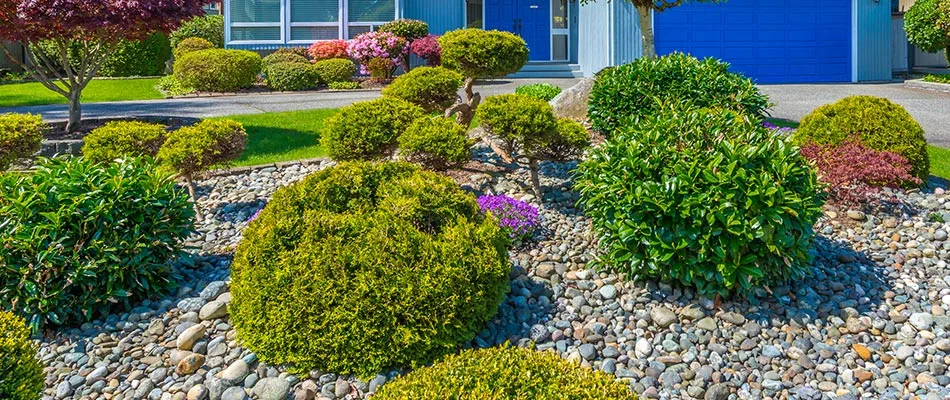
[[5, 79, 949, 147]]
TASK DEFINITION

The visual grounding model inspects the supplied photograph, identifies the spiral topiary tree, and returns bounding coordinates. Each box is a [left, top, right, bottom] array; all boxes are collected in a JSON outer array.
[[0, 0, 207, 132]]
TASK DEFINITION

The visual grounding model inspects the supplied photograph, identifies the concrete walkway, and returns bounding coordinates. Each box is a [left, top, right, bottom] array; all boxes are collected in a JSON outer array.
[[5, 79, 949, 146]]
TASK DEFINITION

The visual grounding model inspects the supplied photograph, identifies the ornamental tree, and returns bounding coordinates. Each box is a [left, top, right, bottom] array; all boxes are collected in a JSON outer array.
[[0, 0, 207, 132], [579, 0, 722, 58], [905, 0, 950, 65]]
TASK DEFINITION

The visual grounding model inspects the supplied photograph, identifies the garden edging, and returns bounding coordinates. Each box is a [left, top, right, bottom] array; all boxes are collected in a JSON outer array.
[[904, 79, 950, 94]]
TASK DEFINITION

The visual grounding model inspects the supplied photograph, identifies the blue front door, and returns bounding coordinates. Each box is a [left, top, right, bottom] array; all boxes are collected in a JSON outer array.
[[485, 0, 551, 61]]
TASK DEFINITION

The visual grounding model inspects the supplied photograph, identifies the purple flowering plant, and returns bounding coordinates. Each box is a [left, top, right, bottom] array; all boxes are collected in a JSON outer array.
[[762, 120, 797, 135], [477, 195, 540, 246], [348, 31, 408, 75]]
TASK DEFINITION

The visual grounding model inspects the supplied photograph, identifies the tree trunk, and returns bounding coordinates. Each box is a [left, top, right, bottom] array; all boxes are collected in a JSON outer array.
[[448, 77, 481, 127], [185, 176, 201, 216], [66, 91, 82, 133], [528, 158, 542, 200], [637, 6, 657, 58]]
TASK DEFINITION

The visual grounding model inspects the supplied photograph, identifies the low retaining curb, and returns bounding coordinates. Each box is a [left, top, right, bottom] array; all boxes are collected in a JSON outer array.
[[904, 79, 950, 94]]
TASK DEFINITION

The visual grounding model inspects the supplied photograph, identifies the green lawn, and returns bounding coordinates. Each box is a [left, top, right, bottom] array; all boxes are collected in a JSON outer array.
[[0, 78, 164, 108], [929, 145, 950, 180], [218, 109, 338, 167]]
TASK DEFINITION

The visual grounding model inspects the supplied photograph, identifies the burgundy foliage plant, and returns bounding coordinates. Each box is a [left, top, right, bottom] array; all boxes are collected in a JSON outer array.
[[410, 34, 441, 66], [800, 139, 922, 207], [0, 0, 207, 132]]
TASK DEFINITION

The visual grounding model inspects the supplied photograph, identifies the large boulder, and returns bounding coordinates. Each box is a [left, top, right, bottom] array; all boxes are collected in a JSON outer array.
[[550, 78, 595, 121]]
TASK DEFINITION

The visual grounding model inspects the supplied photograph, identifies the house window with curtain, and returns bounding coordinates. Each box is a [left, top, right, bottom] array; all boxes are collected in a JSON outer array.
[[226, 0, 397, 44], [230, 0, 282, 41]]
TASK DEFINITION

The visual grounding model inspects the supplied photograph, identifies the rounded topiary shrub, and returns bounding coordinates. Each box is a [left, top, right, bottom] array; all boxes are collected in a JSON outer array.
[[793, 95, 930, 181], [157, 119, 247, 198], [382, 66, 463, 112], [0, 113, 46, 171], [0, 157, 195, 328], [230, 161, 510, 378], [265, 62, 319, 92], [378, 19, 430, 42], [262, 52, 309, 69], [438, 29, 528, 80], [321, 97, 425, 161], [0, 311, 44, 400], [173, 37, 215, 60], [374, 346, 635, 400], [398, 116, 472, 170], [588, 52, 771, 136], [174, 49, 262, 92], [476, 93, 557, 155], [904, 0, 950, 63], [515, 83, 562, 101], [575, 108, 824, 297], [170, 15, 224, 49], [314, 58, 357, 83], [99, 33, 172, 77], [82, 121, 167, 164]]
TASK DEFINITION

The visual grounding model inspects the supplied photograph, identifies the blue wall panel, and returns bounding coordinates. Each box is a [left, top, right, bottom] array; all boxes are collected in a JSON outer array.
[[654, 0, 852, 84], [857, 0, 891, 81], [404, 0, 464, 35]]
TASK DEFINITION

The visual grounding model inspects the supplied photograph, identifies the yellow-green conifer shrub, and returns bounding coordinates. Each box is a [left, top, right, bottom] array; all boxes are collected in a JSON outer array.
[[0, 311, 44, 400]]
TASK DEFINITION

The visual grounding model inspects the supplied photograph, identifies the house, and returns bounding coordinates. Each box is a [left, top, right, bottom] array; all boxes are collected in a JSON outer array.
[[224, 0, 899, 83]]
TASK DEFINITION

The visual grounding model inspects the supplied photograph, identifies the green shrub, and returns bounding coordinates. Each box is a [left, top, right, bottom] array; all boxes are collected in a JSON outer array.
[[174, 49, 262, 92], [272, 47, 310, 60], [173, 37, 215, 60], [375, 346, 636, 400], [99, 33, 171, 77], [439, 29, 528, 80], [515, 83, 562, 101], [230, 161, 509, 378], [793, 95, 930, 181], [588, 53, 771, 136], [265, 62, 319, 92], [314, 58, 357, 83], [262, 52, 310, 69], [0, 157, 194, 328], [575, 107, 824, 297], [82, 121, 167, 164], [157, 75, 195, 97], [328, 81, 360, 90], [321, 97, 425, 161], [367, 57, 396, 81], [399, 116, 471, 170], [0, 113, 45, 170], [0, 311, 43, 400], [378, 19, 430, 42], [157, 119, 247, 197], [923, 74, 950, 83], [382, 66, 463, 112], [904, 0, 950, 63], [170, 15, 224, 49]]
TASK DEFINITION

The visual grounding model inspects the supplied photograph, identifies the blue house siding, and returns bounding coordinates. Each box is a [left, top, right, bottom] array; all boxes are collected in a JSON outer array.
[[404, 0, 464, 35], [856, 0, 891, 81], [611, 1, 640, 67], [577, 1, 640, 76]]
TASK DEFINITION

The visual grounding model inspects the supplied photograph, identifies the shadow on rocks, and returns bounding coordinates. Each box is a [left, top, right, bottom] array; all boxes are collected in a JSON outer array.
[[470, 267, 557, 349]]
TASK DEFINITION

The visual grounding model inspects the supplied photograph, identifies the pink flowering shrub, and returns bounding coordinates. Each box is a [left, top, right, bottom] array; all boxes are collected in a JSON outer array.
[[348, 31, 407, 75], [308, 40, 349, 62], [411, 35, 442, 66], [800, 139, 922, 206]]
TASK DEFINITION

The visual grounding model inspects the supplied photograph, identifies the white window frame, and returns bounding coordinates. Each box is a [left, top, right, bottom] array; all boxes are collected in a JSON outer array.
[[550, 0, 570, 61], [225, 0, 400, 46]]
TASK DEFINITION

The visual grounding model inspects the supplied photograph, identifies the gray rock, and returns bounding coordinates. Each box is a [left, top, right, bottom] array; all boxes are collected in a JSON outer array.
[[579, 343, 597, 360], [177, 324, 206, 351], [178, 297, 207, 313], [651, 306, 677, 328], [199, 300, 228, 321], [696, 317, 718, 331], [220, 387, 247, 400], [636, 338, 653, 358], [221, 360, 249, 387], [85, 366, 108, 384], [253, 377, 291, 400], [200, 281, 228, 300], [549, 78, 594, 120], [599, 284, 617, 300], [705, 384, 730, 400], [909, 313, 933, 330]]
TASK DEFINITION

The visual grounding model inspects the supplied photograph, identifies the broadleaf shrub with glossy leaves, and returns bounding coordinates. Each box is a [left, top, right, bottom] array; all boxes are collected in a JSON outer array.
[[382, 66, 463, 112], [438, 29, 528, 80], [515, 83, 562, 101], [374, 346, 636, 400], [99, 33, 171, 77], [173, 37, 214, 60], [174, 49, 262, 92], [575, 107, 824, 297], [0, 311, 44, 400], [801, 140, 921, 206], [0, 157, 195, 329], [0, 113, 45, 170], [82, 121, 167, 164], [170, 15, 224, 49], [588, 53, 771, 136], [313, 58, 357, 83], [398, 116, 472, 170], [322, 97, 425, 161], [265, 62, 319, 92], [230, 162, 509, 378], [793, 95, 930, 181], [904, 0, 950, 63], [308, 40, 349, 62]]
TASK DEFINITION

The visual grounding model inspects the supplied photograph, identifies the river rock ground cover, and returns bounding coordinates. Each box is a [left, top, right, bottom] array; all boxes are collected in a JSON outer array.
[[36, 146, 950, 400]]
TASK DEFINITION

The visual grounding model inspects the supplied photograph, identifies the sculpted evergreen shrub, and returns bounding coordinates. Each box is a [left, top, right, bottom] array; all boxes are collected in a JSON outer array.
[[516, 83, 562, 101], [265, 62, 319, 91], [379, 19, 430, 42], [588, 53, 771, 136], [575, 108, 824, 297], [174, 49, 262, 92], [0, 113, 45, 170], [398, 116, 472, 170], [321, 97, 425, 161], [82, 121, 167, 164], [375, 346, 636, 400], [272, 47, 310, 59], [170, 14, 224, 49], [0, 311, 44, 400], [157, 119, 247, 200], [794, 96, 930, 181], [230, 162, 509, 378], [382, 66, 463, 112], [173, 37, 214, 60], [313, 58, 357, 83], [0, 158, 194, 328], [262, 52, 309, 69]]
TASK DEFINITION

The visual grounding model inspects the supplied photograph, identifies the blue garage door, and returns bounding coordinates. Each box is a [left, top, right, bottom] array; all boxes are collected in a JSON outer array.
[[654, 0, 852, 84]]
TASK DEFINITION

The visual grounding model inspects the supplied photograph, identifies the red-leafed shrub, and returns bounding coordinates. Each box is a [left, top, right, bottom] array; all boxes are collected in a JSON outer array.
[[308, 40, 349, 62], [411, 34, 441, 66], [800, 139, 921, 206]]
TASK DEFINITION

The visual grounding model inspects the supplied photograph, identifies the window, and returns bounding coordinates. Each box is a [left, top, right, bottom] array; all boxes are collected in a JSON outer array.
[[291, 0, 341, 41], [551, 0, 568, 61], [348, 0, 395, 36], [231, 0, 282, 41], [466, 0, 483, 29]]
